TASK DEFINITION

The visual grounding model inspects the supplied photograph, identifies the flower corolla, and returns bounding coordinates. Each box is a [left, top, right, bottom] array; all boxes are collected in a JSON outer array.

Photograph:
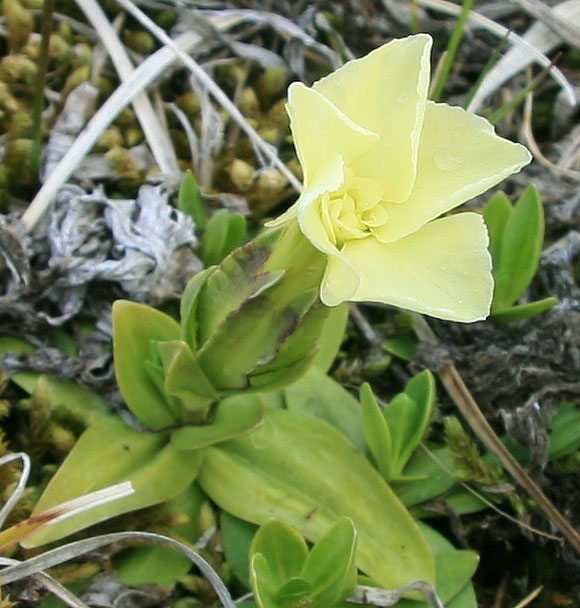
[[270, 34, 531, 321]]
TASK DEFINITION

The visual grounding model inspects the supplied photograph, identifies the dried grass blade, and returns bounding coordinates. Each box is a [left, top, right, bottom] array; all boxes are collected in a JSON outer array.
[[200, 8, 341, 69], [74, 0, 180, 174], [463, 31, 509, 109], [0, 531, 236, 608], [0, 557, 90, 608], [487, 54, 559, 124], [110, 0, 303, 193], [512, 0, 580, 48], [415, 0, 576, 110], [21, 30, 203, 232], [468, 0, 580, 111], [0, 452, 31, 529]]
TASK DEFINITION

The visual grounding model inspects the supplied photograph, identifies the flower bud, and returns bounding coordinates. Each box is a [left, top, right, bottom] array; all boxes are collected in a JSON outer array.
[[180, 222, 328, 395], [113, 222, 328, 428]]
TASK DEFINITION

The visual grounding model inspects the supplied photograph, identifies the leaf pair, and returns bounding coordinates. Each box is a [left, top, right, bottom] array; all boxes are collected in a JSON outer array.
[[113, 299, 262, 432], [360, 370, 435, 482], [250, 518, 357, 608], [484, 185, 556, 322], [178, 169, 247, 266]]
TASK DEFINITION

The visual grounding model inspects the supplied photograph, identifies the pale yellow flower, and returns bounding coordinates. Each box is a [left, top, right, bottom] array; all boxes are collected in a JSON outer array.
[[270, 34, 531, 322]]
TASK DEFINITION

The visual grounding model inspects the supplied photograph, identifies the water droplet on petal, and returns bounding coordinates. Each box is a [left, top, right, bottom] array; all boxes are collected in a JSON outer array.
[[433, 148, 463, 171]]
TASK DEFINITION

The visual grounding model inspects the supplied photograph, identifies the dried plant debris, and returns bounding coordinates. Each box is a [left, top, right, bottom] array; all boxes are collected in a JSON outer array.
[[417, 274, 580, 419], [47, 185, 200, 306], [0, 184, 200, 391], [41, 82, 99, 183]]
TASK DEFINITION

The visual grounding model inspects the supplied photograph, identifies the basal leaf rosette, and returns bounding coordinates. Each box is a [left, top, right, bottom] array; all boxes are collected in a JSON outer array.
[[270, 34, 532, 322]]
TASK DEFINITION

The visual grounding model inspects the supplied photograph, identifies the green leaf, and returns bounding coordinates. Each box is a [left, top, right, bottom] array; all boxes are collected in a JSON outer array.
[[492, 185, 545, 311], [483, 191, 512, 266], [492, 296, 557, 322], [313, 302, 349, 372], [396, 523, 479, 607], [248, 353, 315, 393], [383, 335, 418, 361], [303, 517, 357, 606], [0, 336, 36, 356], [199, 409, 435, 590], [463, 34, 508, 110], [223, 213, 247, 257], [249, 296, 328, 392], [221, 511, 257, 588], [441, 487, 487, 515], [360, 382, 393, 479], [164, 482, 206, 541], [178, 169, 206, 229], [157, 340, 218, 421], [429, 0, 475, 102], [113, 545, 191, 588], [23, 416, 203, 547], [385, 370, 435, 479], [46, 327, 78, 358], [201, 209, 229, 266], [112, 300, 181, 429], [251, 520, 308, 588], [549, 402, 580, 460], [202, 209, 247, 266], [283, 366, 365, 451], [393, 446, 457, 507], [180, 267, 216, 350], [275, 578, 311, 607], [196, 230, 284, 346], [196, 295, 301, 391], [430, 549, 479, 603], [170, 393, 265, 450], [251, 553, 283, 608], [447, 582, 478, 608]]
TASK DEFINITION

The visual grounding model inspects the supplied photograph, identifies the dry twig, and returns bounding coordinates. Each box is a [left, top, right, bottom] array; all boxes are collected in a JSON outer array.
[[439, 363, 580, 555]]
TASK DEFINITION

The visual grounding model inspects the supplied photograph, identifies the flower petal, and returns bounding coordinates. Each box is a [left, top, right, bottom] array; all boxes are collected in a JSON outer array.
[[288, 156, 361, 304], [287, 82, 378, 188], [265, 152, 347, 230], [320, 254, 361, 307], [314, 34, 432, 202], [375, 102, 532, 243], [334, 213, 493, 322]]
